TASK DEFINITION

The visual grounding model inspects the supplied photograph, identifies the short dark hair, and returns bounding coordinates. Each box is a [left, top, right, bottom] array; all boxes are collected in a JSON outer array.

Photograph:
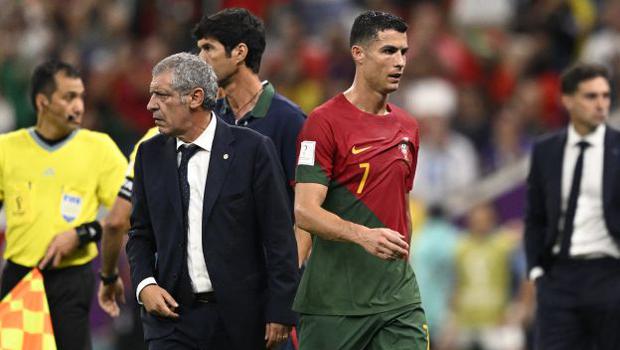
[[350, 10, 408, 48], [193, 8, 266, 74], [561, 63, 610, 95], [30, 60, 81, 112]]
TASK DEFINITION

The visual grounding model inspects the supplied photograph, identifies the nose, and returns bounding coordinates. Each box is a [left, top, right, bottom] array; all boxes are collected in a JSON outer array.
[[395, 51, 406, 69], [199, 50, 210, 64], [73, 97, 85, 117], [147, 94, 157, 112]]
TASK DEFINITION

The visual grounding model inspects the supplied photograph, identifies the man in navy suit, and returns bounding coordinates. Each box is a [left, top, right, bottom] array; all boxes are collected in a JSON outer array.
[[525, 63, 620, 349], [126, 52, 298, 349]]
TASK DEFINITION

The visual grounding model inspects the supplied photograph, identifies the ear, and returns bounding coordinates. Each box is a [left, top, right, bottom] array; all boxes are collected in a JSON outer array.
[[188, 88, 206, 110], [35, 93, 50, 112], [232, 43, 248, 65], [351, 45, 364, 64]]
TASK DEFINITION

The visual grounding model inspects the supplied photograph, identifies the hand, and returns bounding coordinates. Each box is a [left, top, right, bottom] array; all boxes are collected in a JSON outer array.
[[265, 323, 292, 349], [38, 229, 80, 269], [98, 278, 126, 317], [357, 227, 409, 261], [139, 284, 179, 319]]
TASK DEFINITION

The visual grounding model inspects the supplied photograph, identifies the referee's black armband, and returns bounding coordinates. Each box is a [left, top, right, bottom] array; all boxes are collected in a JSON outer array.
[[117, 177, 133, 201], [76, 221, 103, 247]]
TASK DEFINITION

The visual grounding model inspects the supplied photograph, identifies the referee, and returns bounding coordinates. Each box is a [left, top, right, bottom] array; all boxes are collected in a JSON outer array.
[[0, 60, 127, 349]]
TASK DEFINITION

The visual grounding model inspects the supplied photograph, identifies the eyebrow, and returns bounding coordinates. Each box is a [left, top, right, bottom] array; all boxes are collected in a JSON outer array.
[[63, 90, 85, 97], [150, 87, 172, 94], [381, 44, 408, 51], [583, 91, 610, 97]]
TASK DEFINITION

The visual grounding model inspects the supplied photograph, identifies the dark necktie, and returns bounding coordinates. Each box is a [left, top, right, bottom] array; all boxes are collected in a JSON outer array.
[[178, 144, 201, 228], [177, 144, 200, 305], [559, 140, 590, 257]]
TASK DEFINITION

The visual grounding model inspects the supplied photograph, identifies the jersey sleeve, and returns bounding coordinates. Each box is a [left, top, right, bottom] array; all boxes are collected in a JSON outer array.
[[400, 113, 420, 193], [120, 128, 158, 201], [97, 135, 129, 208], [407, 122, 420, 192], [295, 110, 334, 186]]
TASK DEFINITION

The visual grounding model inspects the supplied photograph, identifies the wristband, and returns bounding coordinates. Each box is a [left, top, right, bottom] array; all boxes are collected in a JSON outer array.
[[99, 271, 119, 285], [76, 220, 102, 247]]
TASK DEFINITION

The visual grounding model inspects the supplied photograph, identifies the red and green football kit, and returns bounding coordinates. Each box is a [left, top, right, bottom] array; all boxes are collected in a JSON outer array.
[[293, 93, 422, 315]]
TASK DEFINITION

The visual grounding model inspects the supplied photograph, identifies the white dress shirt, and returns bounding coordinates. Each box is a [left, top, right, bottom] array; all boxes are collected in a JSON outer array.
[[530, 124, 620, 281], [136, 113, 217, 302], [557, 124, 620, 258]]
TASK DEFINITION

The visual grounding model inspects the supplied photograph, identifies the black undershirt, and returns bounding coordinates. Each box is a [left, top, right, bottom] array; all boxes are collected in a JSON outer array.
[[34, 129, 71, 147]]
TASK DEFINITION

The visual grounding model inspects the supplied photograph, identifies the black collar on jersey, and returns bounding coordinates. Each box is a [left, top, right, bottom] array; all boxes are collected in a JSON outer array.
[[29, 127, 78, 152]]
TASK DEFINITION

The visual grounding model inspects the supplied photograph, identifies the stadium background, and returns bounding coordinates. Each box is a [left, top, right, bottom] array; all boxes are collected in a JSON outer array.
[[1, 0, 620, 349]]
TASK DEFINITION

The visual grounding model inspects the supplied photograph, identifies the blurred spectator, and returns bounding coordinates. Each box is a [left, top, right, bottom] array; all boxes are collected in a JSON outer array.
[[410, 205, 459, 345], [292, 0, 358, 36], [0, 93, 15, 133], [406, 2, 482, 83], [445, 202, 524, 350], [509, 73, 563, 134], [264, 12, 327, 113], [513, 0, 597, 71], [453, 85, 492, 153], [486, 35, 538, 107], [481, 107, 531, 174], [580, 0, 620, 69], [406, 77, 479, 207], [451, 0, 514, 28]]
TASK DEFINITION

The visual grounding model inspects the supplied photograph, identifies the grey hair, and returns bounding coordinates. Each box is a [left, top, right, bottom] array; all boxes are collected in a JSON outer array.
[[152, 52, 218, 110]]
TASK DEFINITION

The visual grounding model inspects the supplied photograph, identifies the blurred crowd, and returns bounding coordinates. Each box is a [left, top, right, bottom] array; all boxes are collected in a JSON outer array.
[[2, 0, 620, 349]]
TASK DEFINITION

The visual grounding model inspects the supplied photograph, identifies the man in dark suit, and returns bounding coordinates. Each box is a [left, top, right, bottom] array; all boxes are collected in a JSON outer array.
[[525, 63, 620, 349], [126, 52, 298, 350]]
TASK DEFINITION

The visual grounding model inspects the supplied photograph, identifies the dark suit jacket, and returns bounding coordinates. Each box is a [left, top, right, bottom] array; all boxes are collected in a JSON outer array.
[[524, 125, 620, 273], [126, 117, 298, 348]]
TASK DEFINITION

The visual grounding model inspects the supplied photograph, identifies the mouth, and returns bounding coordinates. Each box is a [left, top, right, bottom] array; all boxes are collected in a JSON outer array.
[[67, 115, 80, 124], [388, 73, 402, 82], [153, 116, 165, 125]]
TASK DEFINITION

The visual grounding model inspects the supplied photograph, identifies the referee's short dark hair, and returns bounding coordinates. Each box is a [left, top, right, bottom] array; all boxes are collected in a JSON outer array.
[[350, 10, 408, 48], [561, 63, 610, 95], [30, 60, 81, 112], [193, 8, 266, 74]]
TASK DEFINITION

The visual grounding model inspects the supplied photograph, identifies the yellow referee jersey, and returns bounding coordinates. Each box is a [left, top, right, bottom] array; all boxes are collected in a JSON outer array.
[[0, 128, 128, 268]]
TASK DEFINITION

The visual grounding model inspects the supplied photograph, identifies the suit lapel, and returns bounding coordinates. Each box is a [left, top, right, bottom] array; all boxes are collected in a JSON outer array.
[[549, 131, 567, 220], [603, 126, 620, 207], [163, 136, 184, 224], [203, 118, 235, 223]]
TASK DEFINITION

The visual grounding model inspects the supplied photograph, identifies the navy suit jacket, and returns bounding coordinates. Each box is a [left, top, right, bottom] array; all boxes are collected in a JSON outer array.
[[524, 125, 620, 273], [126, 117, 298, 347]]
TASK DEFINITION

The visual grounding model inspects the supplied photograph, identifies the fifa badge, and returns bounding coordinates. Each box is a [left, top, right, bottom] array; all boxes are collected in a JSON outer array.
[[60, 190, 83, 223]]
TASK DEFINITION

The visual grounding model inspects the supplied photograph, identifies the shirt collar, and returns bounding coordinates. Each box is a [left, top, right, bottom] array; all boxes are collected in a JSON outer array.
[[217, 80, 275, 119], [567, 123, 605, 149], [176, 112, 217, 151]]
